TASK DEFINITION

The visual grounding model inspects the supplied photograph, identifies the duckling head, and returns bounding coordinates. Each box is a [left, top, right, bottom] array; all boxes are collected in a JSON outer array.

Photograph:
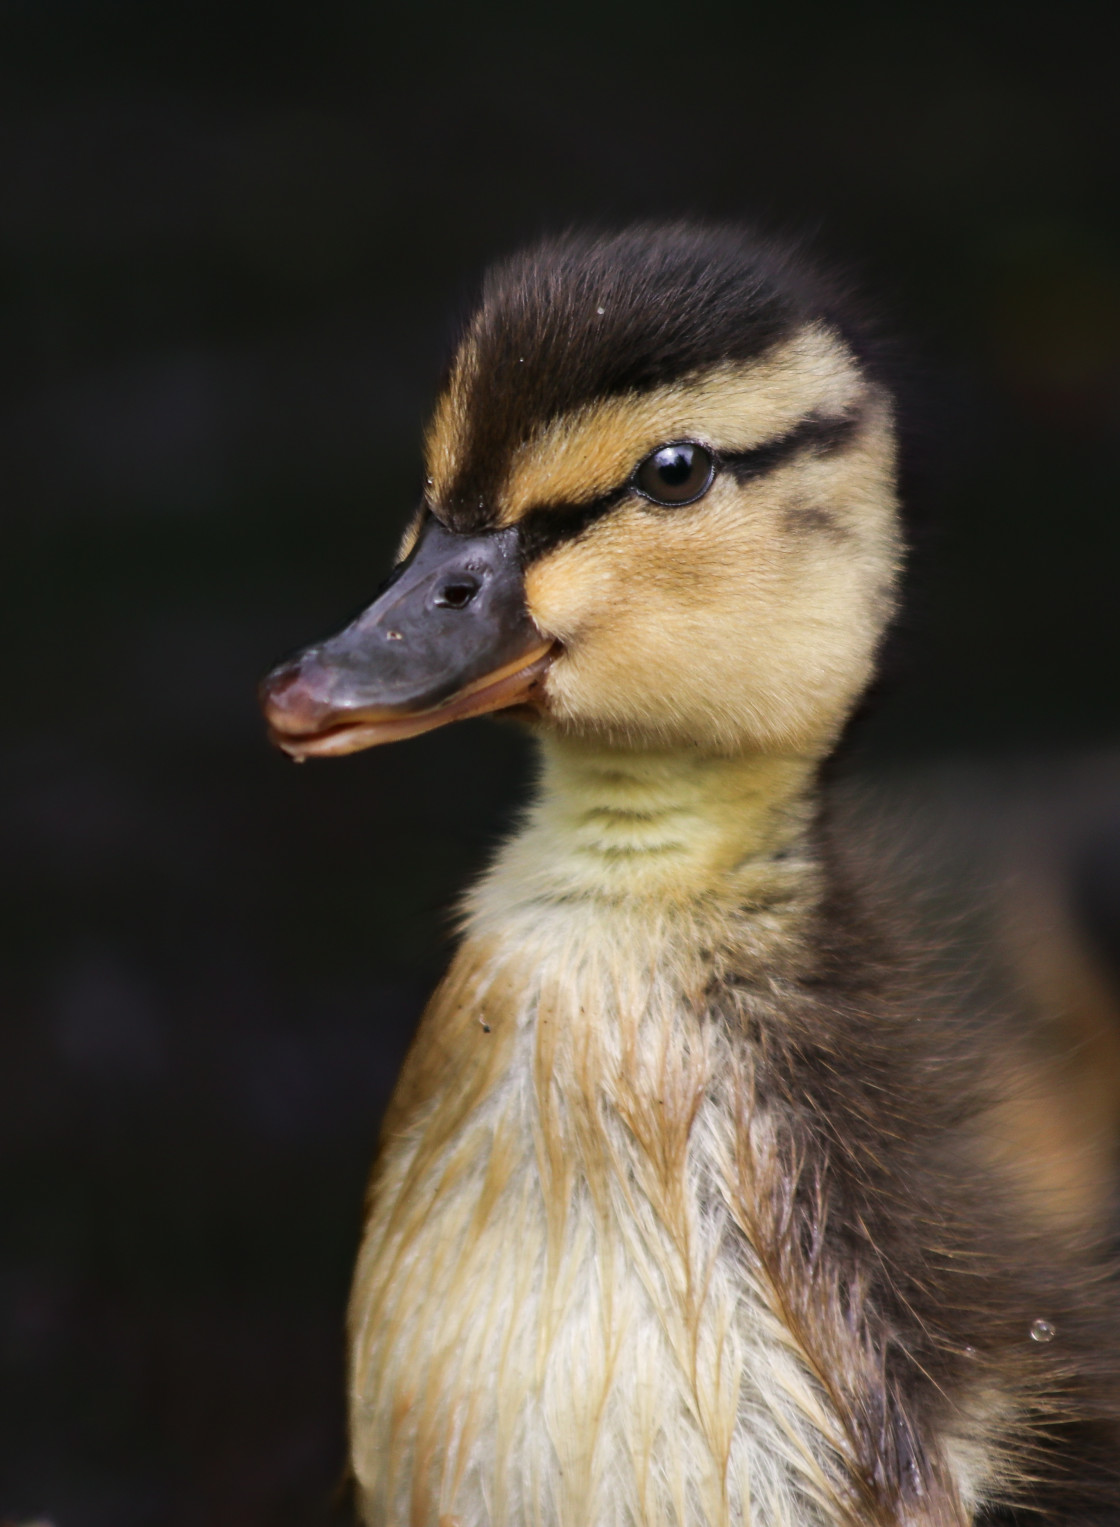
[[262, 224, 901, 762]]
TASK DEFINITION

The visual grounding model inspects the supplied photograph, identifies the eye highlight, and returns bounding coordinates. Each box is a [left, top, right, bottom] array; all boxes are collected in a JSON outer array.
[[633, 442, 715, 507]]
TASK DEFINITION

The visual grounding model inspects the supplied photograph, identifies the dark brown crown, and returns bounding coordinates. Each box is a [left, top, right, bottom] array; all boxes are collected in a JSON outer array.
[[438, 223, 851, 529]]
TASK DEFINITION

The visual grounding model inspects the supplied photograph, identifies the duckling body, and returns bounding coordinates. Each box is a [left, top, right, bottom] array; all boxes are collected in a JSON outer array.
[[353, 748, 843, 1527], [262, 226, 1120, 1525]]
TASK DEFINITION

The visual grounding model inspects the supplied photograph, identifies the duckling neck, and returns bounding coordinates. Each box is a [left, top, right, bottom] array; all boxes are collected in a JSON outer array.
[[483, 733, 822, 909]]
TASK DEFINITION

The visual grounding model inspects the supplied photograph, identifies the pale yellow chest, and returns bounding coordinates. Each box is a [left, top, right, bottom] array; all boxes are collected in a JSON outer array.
[[347, 904, 874, 1527], [344, 742, 987, 1527]]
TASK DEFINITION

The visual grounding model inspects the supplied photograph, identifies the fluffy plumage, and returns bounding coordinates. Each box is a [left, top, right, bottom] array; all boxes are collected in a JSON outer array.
[[280, 226, 1120, 1525]]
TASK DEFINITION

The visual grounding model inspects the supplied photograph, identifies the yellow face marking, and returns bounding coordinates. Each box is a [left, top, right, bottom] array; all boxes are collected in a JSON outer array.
[[395, 505, 426, 562], [423, 329, 481, 500], [521, 391, 900, 755], [423, 323, 865, 521]]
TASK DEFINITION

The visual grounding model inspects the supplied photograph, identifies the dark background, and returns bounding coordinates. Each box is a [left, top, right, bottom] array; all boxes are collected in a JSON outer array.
[[3, 1, 1120, 1522]]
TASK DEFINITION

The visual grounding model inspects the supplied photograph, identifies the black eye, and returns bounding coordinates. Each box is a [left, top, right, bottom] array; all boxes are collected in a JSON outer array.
[[633, 442, 715, 506]]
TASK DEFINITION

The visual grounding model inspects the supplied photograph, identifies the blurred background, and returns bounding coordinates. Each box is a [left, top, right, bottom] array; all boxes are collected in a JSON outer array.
[[3, 0, 1120, 1521]]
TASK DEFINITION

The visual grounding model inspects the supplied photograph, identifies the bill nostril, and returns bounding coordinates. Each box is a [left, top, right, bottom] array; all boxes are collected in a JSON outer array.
[[434, 579, 480, 610]]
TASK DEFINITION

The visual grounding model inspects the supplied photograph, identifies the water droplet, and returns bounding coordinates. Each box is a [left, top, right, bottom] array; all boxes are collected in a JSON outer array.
[[518, 356, 525, 363], [596, 305, 605, 315], [1030, 1318, 1056, 1343], [962, 1345, 977, 1357]]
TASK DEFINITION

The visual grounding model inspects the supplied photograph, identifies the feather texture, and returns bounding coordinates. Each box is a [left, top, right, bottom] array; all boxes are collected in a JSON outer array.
[[329, 227, 1120, 1524]]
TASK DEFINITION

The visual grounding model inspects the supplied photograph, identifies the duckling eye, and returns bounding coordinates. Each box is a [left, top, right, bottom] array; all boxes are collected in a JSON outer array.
[[633, 443, 715, 507]]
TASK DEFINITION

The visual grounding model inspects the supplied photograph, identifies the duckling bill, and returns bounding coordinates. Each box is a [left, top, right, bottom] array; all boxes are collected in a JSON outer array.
[[261, 224, 1120, 1527], [262, 518, 555, 756]]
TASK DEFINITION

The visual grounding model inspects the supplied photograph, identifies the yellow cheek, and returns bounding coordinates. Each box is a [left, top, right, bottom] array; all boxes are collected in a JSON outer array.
[[526, 486, 786, 657], [524, 466, 898, 753]]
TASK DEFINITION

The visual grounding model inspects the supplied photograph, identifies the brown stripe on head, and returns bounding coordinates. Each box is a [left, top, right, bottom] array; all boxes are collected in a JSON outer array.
[[495, 326, 867, 526], [423, 225, 853, 531]]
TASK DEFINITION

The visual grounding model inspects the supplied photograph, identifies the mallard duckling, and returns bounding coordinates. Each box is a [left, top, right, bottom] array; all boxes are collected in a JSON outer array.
[[261, 225, 1120, 1527]]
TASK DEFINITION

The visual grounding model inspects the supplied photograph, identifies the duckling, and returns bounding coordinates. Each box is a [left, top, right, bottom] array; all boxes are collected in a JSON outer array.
[[261, 225, 1120, 1527]]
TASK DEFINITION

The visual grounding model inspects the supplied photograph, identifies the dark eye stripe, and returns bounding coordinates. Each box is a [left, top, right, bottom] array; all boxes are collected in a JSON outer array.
[[517, 484, 630, 563], [723, 410, 861, 483], [516, 408, 862, 561]]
